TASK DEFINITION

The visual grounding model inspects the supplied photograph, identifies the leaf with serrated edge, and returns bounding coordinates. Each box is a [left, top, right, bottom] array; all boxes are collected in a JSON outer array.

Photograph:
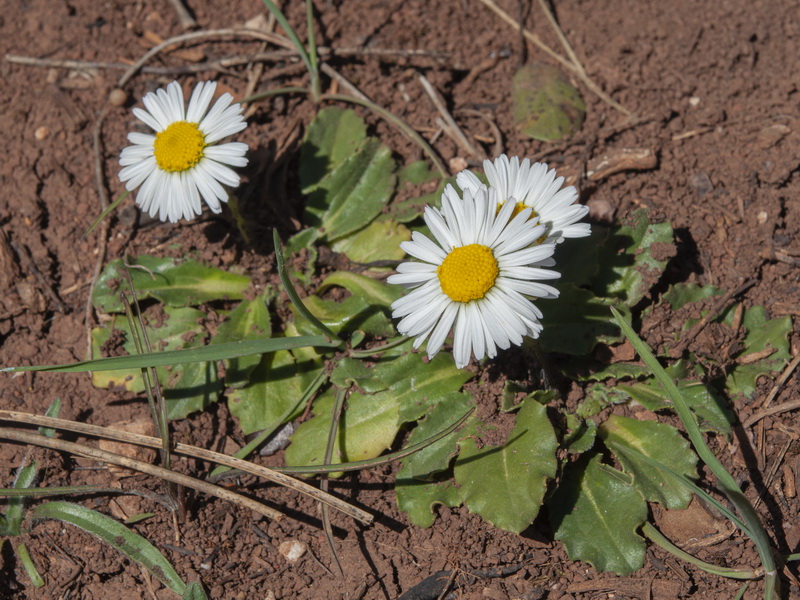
[[591, 208, 673, 307], [550, 455, 647, 575], [723, 305, 791, 399], [454, 399, 557, 533], [399, 392, 476, 480], [395, 479, 465, 528], [599, 416, 697, 510], [92, 256, 250, 313]]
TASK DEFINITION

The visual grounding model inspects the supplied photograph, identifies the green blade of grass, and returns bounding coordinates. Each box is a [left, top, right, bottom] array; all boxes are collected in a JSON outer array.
[[642, 522, 760, 579], [16, 543, 45, 588], [611, 306, 778, 598], [5, 460, 38, 536], [30, 501, 185, 594], [2, 335, 340, 373]]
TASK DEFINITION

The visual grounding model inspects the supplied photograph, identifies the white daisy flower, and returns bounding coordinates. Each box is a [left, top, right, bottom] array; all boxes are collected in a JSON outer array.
[[388, 184, 560, 369], [456, 154, 590, 243], [119, 80, 249, 223]]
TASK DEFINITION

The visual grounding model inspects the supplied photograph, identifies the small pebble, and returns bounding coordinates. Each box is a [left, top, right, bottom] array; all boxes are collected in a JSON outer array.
[[757, 211, 768, 224], [587, 197, 615, 223], [449, 156, 468, 173], [109, 88, 128, 107], [278, 540, 307, 564], [34, 126, 49, 140]]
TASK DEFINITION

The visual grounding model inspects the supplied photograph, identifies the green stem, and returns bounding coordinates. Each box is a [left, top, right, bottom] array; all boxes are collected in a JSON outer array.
[[82, 190, 128, 240], [322, 93, 448, 178], [17, 543, 44, 588], [348, 336, 410, 358], [208, 368, 330, 478], [612, 306, 778, 598], [642, 522, 761, 580], [260, 0, 318, 102], [305, 0, 321, 101], [273, 229, 342, 343]]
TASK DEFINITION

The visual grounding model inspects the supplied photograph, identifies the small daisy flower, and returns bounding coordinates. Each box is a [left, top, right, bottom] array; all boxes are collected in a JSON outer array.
[[388, 184, 560, 369], [119, 80, 249, 223], [456, 154, 590, 243]]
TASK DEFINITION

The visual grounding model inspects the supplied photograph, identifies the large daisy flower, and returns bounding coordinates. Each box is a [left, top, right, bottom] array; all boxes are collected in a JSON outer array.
[[456, 154, 590, 243], [119, 80, 249, 223], [388, 184, 560, 369]]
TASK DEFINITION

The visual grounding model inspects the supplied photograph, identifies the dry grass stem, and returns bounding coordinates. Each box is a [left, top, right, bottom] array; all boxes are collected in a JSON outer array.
[[476, 0, 631, 117], [0, 427, 284, 521], [418, 73, 484, 160], [0, 409, 372, 524]]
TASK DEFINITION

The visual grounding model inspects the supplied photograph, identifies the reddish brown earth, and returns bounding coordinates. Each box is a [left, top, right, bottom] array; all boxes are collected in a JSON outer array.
[[2, 0, 800, 599]]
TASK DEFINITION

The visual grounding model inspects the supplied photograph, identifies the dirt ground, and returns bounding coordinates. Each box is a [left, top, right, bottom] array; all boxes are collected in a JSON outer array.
[[2, 0, 800, 598]]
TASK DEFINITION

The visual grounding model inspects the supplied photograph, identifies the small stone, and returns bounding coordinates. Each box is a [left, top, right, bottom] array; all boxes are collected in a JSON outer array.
[[278, 540, 307, 564], [688, 96, 701, 107], [586, 197, 615, 223], [109, 88, 128, 107], [448, 156, 468, 173], [34, 126, 49, 140], [757, 211, 768, 224]]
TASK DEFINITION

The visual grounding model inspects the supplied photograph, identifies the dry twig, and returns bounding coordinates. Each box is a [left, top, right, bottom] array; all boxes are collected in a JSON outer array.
[[0, 409, 372, 524], [418, 73, 484, 160], [0, 427, 283, 520]]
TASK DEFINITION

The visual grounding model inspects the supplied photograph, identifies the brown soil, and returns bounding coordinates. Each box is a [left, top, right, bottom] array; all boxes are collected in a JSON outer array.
[[2, 1, 800, 599]]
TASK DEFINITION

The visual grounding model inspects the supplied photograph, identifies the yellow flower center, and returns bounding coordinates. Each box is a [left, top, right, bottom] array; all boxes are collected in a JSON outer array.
[[498, 201, 548, 244], [153, 121, 205, 172], [437, 244, 499, 303], [498, 201, 538, 221]]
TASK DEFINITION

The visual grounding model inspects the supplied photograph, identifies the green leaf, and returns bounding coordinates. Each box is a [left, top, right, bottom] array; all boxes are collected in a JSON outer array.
[[538, 285, 629, 355], [454, 399, 557, 533], [662, 283, 723, 311], [228, 348, 323, 436], [618, 360, 733, 435], [17, 543, 44, 588], [91, 307, 221, 420], [555, 226, 609, 287], [5, 460, 38, 536], [399, 393, 476, 479], [92, 256, 250, 313], [39, 398, 62, 438], [576, 383, 630, 419], [591, 208, 674, 307], [293, 271, 402, 338], [383, 353, 472, 423], [563, 413, 597, 454], [330, 357, 387, 392], [284, 387, 401, 471], [300, 107, 368, 193], [303, 137, 396, 242], [398, 160, 439, 185], [513, 62, 585, 141], [30, 501, 185, 593], [331, 220, 411, 263], [211, 293, 273, 388], [599, 416, 698, 509], [182, 581, 209, 600], [550, 455, 647, 575], [723, 305, 792, 399], [395, 479, 465, 528]]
